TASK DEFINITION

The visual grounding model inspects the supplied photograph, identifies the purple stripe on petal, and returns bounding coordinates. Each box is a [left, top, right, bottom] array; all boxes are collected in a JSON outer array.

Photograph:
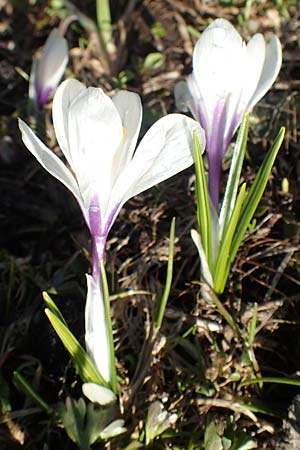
[[36, 82, 53, 109], [207, 100, 243, 208], [89, 196, 102, 237], [89, 199, 122, 280], [207, 99, 228, 208]]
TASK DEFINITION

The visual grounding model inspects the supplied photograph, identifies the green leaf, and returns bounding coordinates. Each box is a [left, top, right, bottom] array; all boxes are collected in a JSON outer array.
[[155, 217, 176, 330], [230, 127, 285, 264], [204, 420, 223, 450], [45, 309, 107, 387], [43, 291, 67, 326], [239, 399, 282, 418], [143, 52, 165, 72], [13, 371, 51, 413], [240, 376, 300, 388], [96, 0, 112, 46], [213, 183, 246, 293], [219, 114, 249, 240], [193, 132, 212, 268], [59, 397, 90, 450], [248, 302, 257, 347], [150, 22, 166, 38]]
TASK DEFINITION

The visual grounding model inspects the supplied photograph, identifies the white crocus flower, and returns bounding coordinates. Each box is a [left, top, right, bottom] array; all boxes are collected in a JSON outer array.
[[175, 18, 282, 207], [29, 28, 68, 110], [19, 78, 205, 384], [20, 79, 205, 271]]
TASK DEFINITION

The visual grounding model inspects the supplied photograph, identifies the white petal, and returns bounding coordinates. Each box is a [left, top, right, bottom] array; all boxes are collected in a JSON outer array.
[[67, 87, 123, 203], [241, 34, 266, 107], [192, 18, 246, 125], [112, 90, 142, 165], [52, 78, 86, 168], [191, 229, 213, 287], [37, 28, 68, 94], [247, 35, 282, 110], [100, 420, 126, 439], [18, 118, 82, 208], [119, 114, 205, 202], [82, 383, 116, 405], [85, 275, 111, 383], [225, 33, 266, 138]]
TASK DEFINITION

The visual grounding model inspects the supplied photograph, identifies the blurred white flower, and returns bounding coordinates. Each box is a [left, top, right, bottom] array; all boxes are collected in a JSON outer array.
[[175, 18, 282, 207], [29, 28, 68, 110], [145, 401, 178, 445]]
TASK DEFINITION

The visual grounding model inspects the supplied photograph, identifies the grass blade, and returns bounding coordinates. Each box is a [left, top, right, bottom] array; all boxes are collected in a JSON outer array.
[[240, 376, 300, 388], [13, 371, 51, 413], [96, 0, 112, 46], [155, 217, 176, 330], [248, 302, 258, 347]]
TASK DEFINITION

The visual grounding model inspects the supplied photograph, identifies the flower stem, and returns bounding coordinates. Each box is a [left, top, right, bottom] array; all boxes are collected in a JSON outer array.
[[100, 261, 117, 394]]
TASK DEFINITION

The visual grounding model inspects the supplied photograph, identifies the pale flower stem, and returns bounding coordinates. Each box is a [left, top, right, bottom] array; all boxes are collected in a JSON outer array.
[[100, 261, 117, 394], [92, 235, 106, 280]]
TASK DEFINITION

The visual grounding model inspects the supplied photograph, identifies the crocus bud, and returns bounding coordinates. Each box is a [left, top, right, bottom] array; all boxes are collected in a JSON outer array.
[[29, 28, 68, 111]]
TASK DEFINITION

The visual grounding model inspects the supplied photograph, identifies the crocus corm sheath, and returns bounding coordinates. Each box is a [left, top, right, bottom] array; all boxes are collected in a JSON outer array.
[[175, 18, 282, 207], [29, 28, 68, 110], [19, 79, 205, 383]]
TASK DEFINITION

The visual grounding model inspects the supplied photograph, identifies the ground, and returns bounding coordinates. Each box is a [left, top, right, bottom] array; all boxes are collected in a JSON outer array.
[[0, 0, 300, 449]]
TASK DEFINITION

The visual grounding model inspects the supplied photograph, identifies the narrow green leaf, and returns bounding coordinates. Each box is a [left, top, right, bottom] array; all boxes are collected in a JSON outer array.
[[13, 371, 51, 413], [240, 376, 300, 388], [230, 127, 285, 264], [219, 114, 249, 240], [43, 291, 67, 326], [213, 183, 247, 293], [155, 218, 176, 330], [248, 303, 257, 347], [96, 0, 112, 45], [100, 261, 117, 394], [45, 309, 107, 387], [193, 132, 212, 268], [240, 399, 283, 418], [202, 285, 242, 338]]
